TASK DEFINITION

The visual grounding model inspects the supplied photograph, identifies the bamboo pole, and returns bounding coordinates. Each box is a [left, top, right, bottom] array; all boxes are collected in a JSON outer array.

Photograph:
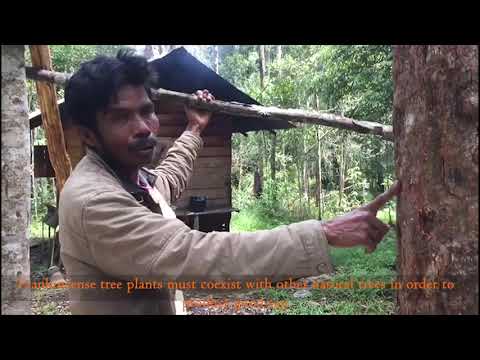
[[25, 66, 393, 142]]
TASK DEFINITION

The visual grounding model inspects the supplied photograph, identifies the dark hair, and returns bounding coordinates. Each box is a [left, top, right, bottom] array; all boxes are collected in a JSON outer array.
[[64, 48, 157, 131]]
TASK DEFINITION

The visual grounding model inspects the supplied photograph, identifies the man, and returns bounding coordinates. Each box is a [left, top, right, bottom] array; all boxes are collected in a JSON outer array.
[[60, 49, 400, 315]]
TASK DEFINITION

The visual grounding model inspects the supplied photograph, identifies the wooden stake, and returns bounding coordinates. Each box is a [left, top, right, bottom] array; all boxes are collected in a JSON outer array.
[[29, 46, 72, 192]]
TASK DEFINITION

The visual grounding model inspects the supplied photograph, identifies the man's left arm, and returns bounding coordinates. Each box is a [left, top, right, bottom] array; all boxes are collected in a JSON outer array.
[[153, 131, 203, 204], [153, 89, 214, 204]]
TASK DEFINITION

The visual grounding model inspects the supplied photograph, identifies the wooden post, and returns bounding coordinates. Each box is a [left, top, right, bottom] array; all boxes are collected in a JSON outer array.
[[30, 45, 70, 282], [29, 45, 71, 192]]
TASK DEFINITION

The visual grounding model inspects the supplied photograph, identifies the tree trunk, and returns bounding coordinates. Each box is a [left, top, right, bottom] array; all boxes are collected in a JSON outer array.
[[296, 162, 303, 216], [258, 45, 266, 90], [271, 132, 277, 182], [31, 128, 36, 220], [144, 45, 160, 60], [393, 45, 478, 314], [2, 45, 32, 314], [215, 45, 220, 73], [253, 168, 263, 198], [303, 153, 309, 213], [160, 45, 174, 56], [277, 45, 282, 61], [317, 127, 323, 220], [144, 45, 154, 59], [338, 136, 345, 208]]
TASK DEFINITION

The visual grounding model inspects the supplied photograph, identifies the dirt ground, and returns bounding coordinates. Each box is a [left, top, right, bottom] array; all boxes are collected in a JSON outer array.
[[30, 240, 273, 315]]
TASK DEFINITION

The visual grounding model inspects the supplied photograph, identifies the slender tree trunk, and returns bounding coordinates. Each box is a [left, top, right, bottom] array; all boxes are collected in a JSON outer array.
[[393, 45, 478, 314], [215, 45, 220, 73], [31, 128, 38, 221], [265, 45, 270, 78], [300, 127, 308, 215], [253, 169, 263, 198], [277, 45, 282, 61], [253, 46, 267, 199], [317, 127, 324, 220], [296, 162, 303, 216], [258, 45, 266, 90], [271, 132, 277, 182], [253, 133, 264, 198], [338, 136, 345, 208], [144, 45, 154, 59], [2, 45, 32, 314], [160, 45, 173, 55], [304, 153, 309, 214]]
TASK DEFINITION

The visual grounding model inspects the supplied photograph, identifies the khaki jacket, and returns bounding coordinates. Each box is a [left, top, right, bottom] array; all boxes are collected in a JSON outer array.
[[59, 131, 332, 315]]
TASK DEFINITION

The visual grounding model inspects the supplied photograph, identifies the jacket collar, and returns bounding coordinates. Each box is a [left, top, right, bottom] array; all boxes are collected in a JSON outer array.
[[85, 148, 158, 195]]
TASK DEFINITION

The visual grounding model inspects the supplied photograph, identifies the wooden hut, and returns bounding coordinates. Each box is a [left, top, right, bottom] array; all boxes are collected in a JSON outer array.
[[29, 47, 293, 232]]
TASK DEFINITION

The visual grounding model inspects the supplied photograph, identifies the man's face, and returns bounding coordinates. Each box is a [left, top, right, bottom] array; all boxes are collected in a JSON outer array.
[[90, 85, 160, 171]]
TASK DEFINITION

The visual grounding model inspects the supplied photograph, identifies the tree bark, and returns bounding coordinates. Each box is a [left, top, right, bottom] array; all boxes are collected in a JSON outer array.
[[303, 132, 309, 213], [338, 135, 346, 208], [253, 168, 263, 198], [144, 45, 161, 60], [316, 127, 323, 220], [144, 45, 154, 59], [30, 128, 36, 220], [2, 45, 32, 314], [270, 132, 277, 182], [393, 45, 478, 314], [215, 45, 220, 73], [258, 45, 266, 89]]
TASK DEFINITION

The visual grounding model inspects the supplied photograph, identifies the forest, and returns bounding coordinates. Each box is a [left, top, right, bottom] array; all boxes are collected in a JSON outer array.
[[2, 44, 476, 315], [24, 45, 397, 314]]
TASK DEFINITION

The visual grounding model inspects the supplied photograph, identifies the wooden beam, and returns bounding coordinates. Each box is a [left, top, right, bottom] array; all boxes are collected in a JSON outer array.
[[25, 66, 70, 86], [151, 88, 393, 142], [29, 46, 72, 192], [24, 66, 393, 142]]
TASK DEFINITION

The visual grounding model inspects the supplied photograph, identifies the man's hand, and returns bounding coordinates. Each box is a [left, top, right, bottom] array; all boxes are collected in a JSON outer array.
[[322, 181, 401, 253], [185, 89, 215, 136]]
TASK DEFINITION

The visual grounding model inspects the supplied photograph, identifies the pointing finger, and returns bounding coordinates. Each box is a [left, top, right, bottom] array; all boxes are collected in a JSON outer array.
[[363, 181, 401, 213]]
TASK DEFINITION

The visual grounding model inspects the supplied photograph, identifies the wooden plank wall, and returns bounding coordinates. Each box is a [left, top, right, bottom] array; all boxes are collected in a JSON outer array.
[[155, 109, 232, 210]]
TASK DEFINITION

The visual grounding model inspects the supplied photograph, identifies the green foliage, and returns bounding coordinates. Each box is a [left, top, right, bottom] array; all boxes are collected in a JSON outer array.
[[50, 45, 97, 73], [259, 232, 398, 315], [224, 45, 395, 224], [29, 219, 44, 239]]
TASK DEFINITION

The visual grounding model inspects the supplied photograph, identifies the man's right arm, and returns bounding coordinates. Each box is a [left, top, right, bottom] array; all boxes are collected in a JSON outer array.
[[83, 182, 400, 283], [83, 190, 332, 283]]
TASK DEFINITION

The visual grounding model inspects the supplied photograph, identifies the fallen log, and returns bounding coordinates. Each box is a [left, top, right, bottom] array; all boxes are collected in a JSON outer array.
[[25, 66, 393, 141]]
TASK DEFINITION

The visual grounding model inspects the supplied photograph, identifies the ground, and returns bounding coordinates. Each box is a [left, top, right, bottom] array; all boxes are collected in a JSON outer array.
[[29, 224, 397, 315], [30, 242, 71, 315]]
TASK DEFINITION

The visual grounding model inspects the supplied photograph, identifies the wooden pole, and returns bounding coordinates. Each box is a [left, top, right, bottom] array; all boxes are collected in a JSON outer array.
[[29, 46, 72, 192], [25, 66, 394, 142]]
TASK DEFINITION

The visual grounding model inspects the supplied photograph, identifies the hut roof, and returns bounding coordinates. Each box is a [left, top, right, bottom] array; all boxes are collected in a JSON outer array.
[[148, 47, 293, 133]]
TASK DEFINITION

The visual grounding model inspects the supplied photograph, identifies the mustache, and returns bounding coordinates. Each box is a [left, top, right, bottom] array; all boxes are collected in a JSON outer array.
[[128, 136, 158, 151]]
